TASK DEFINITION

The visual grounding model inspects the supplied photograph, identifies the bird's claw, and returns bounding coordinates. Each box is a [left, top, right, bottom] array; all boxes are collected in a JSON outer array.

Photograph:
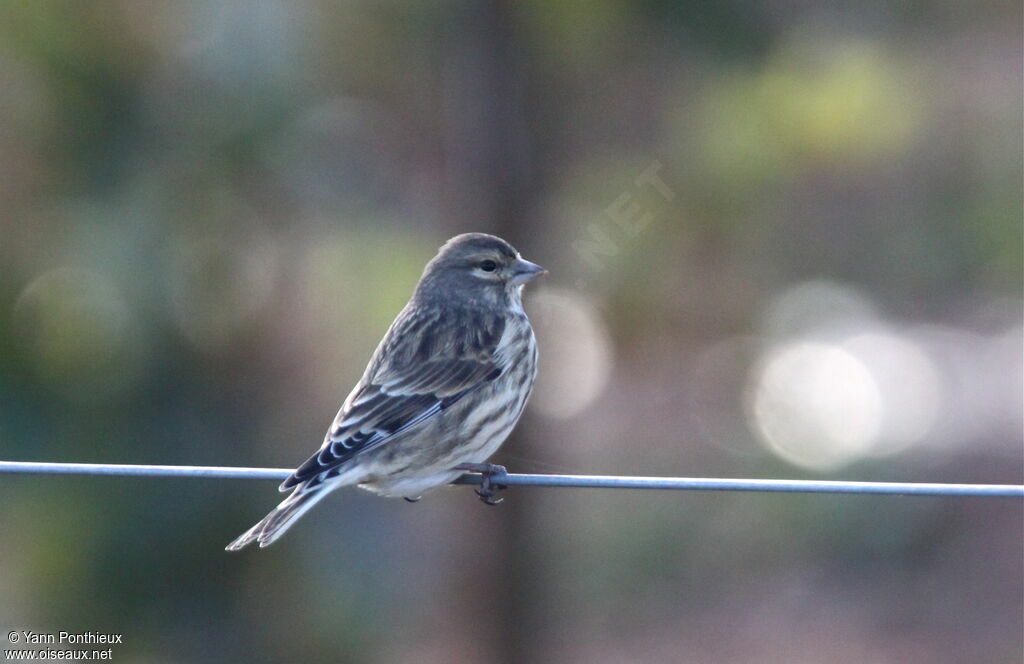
[[455, 463, 508, 506], [476, 486, 504, 505]]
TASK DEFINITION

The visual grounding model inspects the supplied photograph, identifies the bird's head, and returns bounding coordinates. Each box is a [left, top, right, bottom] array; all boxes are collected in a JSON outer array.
[[416, 233, 546, 307]]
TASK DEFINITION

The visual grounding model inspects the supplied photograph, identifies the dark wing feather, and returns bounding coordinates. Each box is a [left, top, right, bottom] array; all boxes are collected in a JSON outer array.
[[281, 304, 506, 490]]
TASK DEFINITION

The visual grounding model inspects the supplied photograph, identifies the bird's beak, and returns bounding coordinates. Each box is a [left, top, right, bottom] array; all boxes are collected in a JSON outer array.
[[510, 258, 548, 286]]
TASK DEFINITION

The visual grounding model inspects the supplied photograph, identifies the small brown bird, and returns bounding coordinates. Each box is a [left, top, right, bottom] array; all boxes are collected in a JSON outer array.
[[227, 233, 545, 550]]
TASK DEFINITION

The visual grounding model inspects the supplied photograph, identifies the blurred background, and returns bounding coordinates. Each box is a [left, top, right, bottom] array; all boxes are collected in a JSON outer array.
[[0, 1, 1021, 662]]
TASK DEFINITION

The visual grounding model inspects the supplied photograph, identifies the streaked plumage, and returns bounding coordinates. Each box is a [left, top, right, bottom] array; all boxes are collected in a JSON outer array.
[[226, 233, 544, 550]]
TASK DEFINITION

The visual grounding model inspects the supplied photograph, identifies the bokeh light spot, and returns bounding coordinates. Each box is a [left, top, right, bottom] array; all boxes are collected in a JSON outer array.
[[12, 268, 146, 402], [169, 232, 279, 351], [530, 288, 614, 420], [747, 342, 881, 471], [843, 332, 941, 454], [762, 280, 880, 341]]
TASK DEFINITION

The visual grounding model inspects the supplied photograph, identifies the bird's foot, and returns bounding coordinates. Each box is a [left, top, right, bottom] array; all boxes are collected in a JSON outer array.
[[454, 463, 508, 506], [403, 496, 422, 503]]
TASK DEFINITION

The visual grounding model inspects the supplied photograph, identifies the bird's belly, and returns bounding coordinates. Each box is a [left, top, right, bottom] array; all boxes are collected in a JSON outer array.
[[359, 469, 465, 498], [357, 361, 534, 497], [357, 400, 519, 496]]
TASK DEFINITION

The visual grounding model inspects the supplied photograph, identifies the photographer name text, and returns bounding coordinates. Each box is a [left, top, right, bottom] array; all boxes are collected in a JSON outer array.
[[10, 633, 120, 646]]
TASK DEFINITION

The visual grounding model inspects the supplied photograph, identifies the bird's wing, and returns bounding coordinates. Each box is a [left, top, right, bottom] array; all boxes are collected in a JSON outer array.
[[281, 305, 506, 490]]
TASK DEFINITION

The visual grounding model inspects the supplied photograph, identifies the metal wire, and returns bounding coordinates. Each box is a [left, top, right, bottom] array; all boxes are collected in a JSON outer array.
[[1, 461, 1021, 497]]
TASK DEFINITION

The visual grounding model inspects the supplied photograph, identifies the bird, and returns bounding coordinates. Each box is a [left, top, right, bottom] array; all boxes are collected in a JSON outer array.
[[226, 233, 545, 550]]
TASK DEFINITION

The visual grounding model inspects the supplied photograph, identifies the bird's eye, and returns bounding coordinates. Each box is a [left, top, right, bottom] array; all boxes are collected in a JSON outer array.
[[479, 260, 498, 272]]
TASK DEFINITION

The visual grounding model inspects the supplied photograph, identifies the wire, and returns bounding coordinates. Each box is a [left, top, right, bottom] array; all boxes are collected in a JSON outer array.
[[1, 461, 1021, 497], [0, 461, 291, 480]]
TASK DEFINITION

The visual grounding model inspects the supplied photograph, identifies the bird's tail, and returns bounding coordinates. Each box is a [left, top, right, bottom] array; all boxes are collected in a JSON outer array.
[[225, 483, 332, 551]]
